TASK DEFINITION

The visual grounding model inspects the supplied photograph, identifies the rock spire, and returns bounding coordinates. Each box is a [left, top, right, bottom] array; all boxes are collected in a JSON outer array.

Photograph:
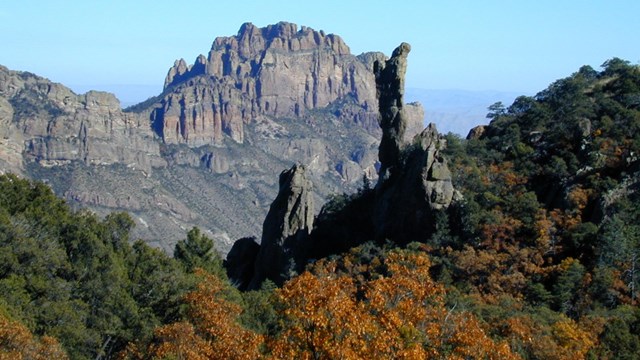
[[248, 164, 315, 288]]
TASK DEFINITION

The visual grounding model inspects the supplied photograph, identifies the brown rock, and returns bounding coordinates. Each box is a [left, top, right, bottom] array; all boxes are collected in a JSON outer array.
[[467, 125, 486, 140]]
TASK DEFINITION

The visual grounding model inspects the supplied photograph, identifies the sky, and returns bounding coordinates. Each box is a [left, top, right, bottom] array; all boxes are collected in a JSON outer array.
[[1, 0, 638, 105]]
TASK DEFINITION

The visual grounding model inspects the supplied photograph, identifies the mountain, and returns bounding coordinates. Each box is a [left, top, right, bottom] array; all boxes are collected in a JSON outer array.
[[0, 22, 424, 253]]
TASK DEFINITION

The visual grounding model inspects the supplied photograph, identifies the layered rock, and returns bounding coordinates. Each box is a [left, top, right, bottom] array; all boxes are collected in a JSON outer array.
[[154, 22, 385, 146], [249, 164, 314, 288], [0, 66, 165, 173]]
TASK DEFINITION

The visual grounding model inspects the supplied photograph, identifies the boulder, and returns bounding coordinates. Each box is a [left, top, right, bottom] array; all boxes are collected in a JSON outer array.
[[224, 237, 260, 291], [467, 125, 486, 140]]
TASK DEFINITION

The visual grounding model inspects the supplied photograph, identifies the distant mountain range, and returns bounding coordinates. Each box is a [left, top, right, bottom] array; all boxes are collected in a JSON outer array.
[[405, 88, 523, 136]]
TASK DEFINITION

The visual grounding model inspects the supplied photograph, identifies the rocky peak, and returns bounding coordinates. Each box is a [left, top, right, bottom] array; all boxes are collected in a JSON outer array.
[[374, 42, 411, 175], [371, 43, 459, 244], [153, 22, 384, 146], [249, 164, 315, 288]]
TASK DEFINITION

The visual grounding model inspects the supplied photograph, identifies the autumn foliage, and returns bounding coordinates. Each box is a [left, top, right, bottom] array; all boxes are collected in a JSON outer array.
[[120, 269, 262, 360], [268, 248, 519, 359], [0, 313, 68, 360]]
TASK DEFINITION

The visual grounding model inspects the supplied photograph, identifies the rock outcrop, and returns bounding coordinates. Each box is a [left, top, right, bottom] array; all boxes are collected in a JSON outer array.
[[466, 125, 486, 140], [153, 22, 388, 146], [231, 43, 456, 290], [371, 43, 458, 244], [248, 164, 314, 288], [0, 66, 165, 173], [374, 42, 412, 174]]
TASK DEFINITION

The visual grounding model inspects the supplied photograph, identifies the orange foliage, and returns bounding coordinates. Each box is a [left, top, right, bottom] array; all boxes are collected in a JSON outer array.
[[501, 315, 597, 360], [269, 249, 521, 359], [453, 209, 550, 299], [567, 186, 592, 212], [121, 270, 262, 360], [0, 313, 68, 360]]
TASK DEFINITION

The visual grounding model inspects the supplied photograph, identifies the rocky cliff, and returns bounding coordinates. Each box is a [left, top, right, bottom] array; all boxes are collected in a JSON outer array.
[[0, 66, 165, 174], [151, 22, 424, 146]]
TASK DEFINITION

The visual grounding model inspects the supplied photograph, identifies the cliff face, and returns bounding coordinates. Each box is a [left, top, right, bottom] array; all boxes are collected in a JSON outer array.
[[153, 22, 386, 145], [0, 66, 165, 174]]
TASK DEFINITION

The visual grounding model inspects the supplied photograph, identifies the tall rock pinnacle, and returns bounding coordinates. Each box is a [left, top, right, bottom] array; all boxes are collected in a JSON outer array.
[[374, 42, 411, 176], [372, 43, 459, 244], [249, 164, 315, 288]]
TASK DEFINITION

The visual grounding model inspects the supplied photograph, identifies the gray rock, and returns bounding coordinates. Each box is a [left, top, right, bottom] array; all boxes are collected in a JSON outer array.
[[224, 237, 260, 291], [0, 66, 165, 173], [371, 44, 459, 244], [374, 42, 411, 174], [155, 22, 383, 146], [249, 164, 314, 288]]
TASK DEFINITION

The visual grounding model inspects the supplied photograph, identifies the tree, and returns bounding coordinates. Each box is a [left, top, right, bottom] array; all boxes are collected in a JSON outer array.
[[121, 270, 262, 360], [268, 248, 519, 359], [0, 312, 69, 359], [174, 227, 225, 277], [487, 101, 507, 120]]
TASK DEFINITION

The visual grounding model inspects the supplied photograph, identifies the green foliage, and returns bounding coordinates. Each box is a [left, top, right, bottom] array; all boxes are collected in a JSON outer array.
[[174, 227, 225, 278], [239, 281, 278, 335], [589, 305, 640, 359], [0, 174, 200, 359]]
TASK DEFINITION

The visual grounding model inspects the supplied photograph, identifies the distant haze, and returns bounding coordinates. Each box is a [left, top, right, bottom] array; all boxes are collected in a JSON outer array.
[[406, 88, 523, 136]]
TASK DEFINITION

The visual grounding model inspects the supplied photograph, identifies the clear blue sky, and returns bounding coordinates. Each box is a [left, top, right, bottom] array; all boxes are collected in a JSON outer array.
[[1, 0, 638, 103]]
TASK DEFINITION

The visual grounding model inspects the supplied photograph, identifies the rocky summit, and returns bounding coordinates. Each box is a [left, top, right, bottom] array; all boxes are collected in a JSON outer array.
[[0, 22, 426, 253], [157, 22, 379, 145]]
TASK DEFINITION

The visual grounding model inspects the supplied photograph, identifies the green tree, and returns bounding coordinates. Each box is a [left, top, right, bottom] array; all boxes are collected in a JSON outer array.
[[174, 227, 225, 278]]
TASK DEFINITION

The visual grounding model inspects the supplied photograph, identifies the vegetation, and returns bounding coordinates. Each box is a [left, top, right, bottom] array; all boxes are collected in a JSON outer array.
[[1, 58, 639, 359]]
